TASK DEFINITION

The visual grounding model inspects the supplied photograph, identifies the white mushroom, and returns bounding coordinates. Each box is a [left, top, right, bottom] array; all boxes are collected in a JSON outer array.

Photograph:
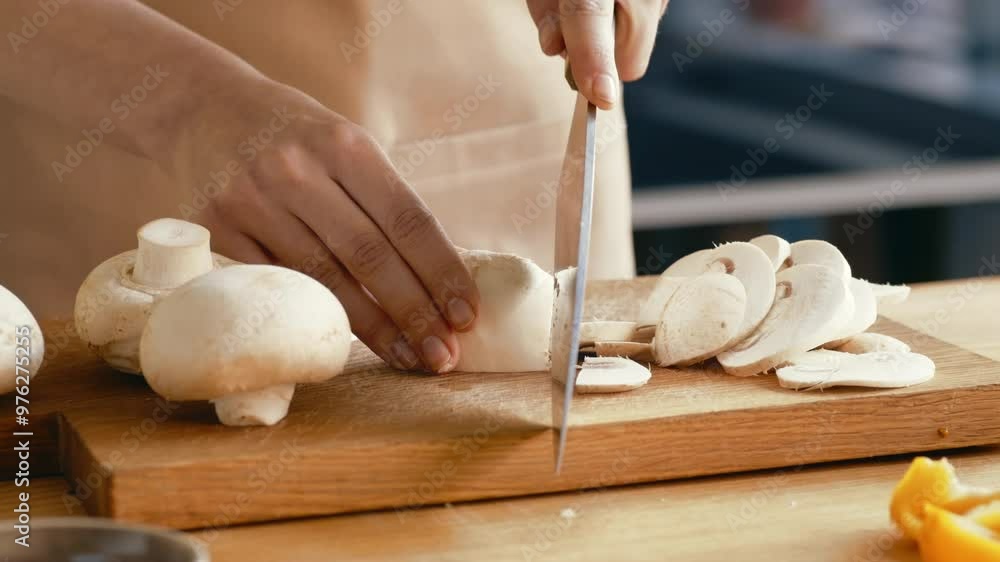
[[589, 341, 655, 363], [139, 264, 351, 426], [637, 276, 685, 327], [776, 350, 935, 390], [866, 281, 911, 306], [782, 240, 851, 280], [74, 218, 237, 374], [641, 242, 774, 343], [836, 333, 911, 354], [575, 356, 651, 393], [453, 250, 552, 373], [717, 264, 851, 377], [579, 321, 640, 346], [652, 273, 746, 367], [749, 234, 791, 272], [823, 277, 877, 347], [0, 285, 45, 395]]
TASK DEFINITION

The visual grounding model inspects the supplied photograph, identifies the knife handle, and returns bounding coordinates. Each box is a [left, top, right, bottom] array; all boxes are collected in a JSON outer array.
[[563, 7, 618, 92]]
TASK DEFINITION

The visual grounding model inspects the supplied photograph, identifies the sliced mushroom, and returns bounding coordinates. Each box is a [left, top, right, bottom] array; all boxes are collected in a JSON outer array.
[[74, 218, 237, 374], [0, 285, 45, 395], [139, 264, 352, 426], [575, 356, 651, 393], [642, 243, 774, 343], [453, 250, 552, 373], [783, 240, 851, 280], [579, 321, 640, 346], [749, 234, 791, 272], [836, 333, 911, 354], [652, 273, 746, 367], [637, 276, 685, 326], [867, 281, 911, 306], [824, 277, 877, 347], [590, 341, 655, 362], [776, 350, 935, 390], [717, 264, 851, 377]]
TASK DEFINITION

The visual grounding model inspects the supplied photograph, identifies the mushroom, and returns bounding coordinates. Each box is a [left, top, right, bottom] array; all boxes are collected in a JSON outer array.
[[823, 277, 877, 347], [776, 350, 935, 390], [579, 321, 640, 345], [641, 242, 774, 343], [782, 240, 851, 279], [589, 341, 655, 363], [0, 285, 45, 394], [836, 332, 911, 354], [451, 250, 552, 373], [867, 281, 911, 306], [74, 218, 238, 374], [749, 234, 791, 272], [139, 264, 352, 426], [717, 264, 851, 377], [652, 272, 746, 367], [575, 356, 651, 393]]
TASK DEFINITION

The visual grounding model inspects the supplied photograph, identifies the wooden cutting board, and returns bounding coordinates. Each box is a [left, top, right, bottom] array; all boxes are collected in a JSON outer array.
[[31, 279, 1000, 529]]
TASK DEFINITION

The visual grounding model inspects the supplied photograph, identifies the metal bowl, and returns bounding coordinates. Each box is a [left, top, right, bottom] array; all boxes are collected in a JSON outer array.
[[0, 517, 209, 561]]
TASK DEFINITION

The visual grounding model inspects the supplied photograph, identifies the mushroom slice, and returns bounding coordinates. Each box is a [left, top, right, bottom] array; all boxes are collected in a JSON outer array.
[[74, 218, 237, 374], [652, 273, 746, 367], [836, 333, 911, 354], [824, 277, 877, 346], [579, 321, 640, 345], [576, 356, 651, 393], [454, 250, 553, 373], [591, 341, 655, 363], [0, 285, 45, 395], [637, 276, 685, 326], [717, 264, 850, 377], [643, 243, 774, 342], [140, 264, 352, 426], [867, 281, 911, 306], [776, 350, 935, 390], [749, 234, 791, 272], [783, 240, 851, 280]]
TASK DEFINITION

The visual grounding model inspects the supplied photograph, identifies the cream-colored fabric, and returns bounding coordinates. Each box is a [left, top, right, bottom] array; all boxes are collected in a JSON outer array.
[[0, 0, 634, 318]]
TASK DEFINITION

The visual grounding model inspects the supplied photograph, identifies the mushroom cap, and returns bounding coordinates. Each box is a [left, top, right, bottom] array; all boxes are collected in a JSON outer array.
[[0, 285, 45, 394], [749, 234, 791, 271], [140, 264, 351, 400], [74, 249, 237, 374], [453, 250, 552, 372]]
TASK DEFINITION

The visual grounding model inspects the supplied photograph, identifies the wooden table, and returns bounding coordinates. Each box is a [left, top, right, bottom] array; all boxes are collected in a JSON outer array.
[[5, 276, 1000, 561]]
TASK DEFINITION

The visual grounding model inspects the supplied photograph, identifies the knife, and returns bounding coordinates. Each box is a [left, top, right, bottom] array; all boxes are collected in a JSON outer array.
[[550, 67, 598, 474]]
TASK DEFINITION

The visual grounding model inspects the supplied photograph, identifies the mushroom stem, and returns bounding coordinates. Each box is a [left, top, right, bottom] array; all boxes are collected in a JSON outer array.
[[133, 218, 214, 289], [212, 384, 296, 426]]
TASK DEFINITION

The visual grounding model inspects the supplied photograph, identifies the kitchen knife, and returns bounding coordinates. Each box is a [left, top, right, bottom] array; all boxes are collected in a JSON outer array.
[[550, 72, 598, 474]]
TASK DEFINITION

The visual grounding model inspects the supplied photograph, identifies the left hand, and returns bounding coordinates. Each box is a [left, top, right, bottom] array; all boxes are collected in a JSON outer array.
[[526, 0, 670, 109]]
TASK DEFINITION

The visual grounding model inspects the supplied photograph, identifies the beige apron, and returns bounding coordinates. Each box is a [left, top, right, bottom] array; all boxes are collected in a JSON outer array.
[[0, 0, 634, 318]]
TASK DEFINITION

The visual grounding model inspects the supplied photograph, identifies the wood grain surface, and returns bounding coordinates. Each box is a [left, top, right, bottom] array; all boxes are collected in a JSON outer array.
[[46, 279, 1000, 529]]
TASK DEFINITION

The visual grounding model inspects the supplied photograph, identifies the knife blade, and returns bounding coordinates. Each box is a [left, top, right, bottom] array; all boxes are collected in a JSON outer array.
[[550, 90, 597, 474]]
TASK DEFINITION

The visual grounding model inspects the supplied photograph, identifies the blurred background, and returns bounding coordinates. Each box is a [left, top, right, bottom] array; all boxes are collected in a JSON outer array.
[[625, 0, 1000, 283]]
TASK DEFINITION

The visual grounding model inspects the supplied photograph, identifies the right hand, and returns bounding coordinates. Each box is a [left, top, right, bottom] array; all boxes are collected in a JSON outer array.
[[160, 77, 479, 373]]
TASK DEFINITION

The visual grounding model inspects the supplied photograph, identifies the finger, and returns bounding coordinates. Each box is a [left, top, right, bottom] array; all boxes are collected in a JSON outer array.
[[313, 125, 481, 334], [240, 204, 421, 371], [260, 146, 462, 374], [614, 1, 663, 81], [527, 0, 566, 56], [200, 219, 274, 264], [559, 0, 618, 109]]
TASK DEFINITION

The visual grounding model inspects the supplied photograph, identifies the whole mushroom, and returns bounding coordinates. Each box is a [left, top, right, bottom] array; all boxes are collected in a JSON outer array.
[[74, 218, 238, 373], [0, 285, 45, 394], [139, 264, 352, 426]]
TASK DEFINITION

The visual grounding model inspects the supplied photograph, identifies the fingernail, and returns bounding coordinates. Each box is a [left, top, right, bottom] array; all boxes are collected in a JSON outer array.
[[592, 73, 618, 106], [447, 298, 475, 330], [421, 336, 453, 373], [391, 340, 419, 369], [539, 23, 557, 51]]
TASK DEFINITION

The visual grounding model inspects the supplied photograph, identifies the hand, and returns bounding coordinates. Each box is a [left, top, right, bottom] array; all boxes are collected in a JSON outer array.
[[162, 77, 480, 374], [526, 0, 669, 109]]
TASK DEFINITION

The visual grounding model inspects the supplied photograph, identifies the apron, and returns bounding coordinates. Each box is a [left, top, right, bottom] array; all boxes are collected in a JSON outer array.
[[0, 0, 634, 318]]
